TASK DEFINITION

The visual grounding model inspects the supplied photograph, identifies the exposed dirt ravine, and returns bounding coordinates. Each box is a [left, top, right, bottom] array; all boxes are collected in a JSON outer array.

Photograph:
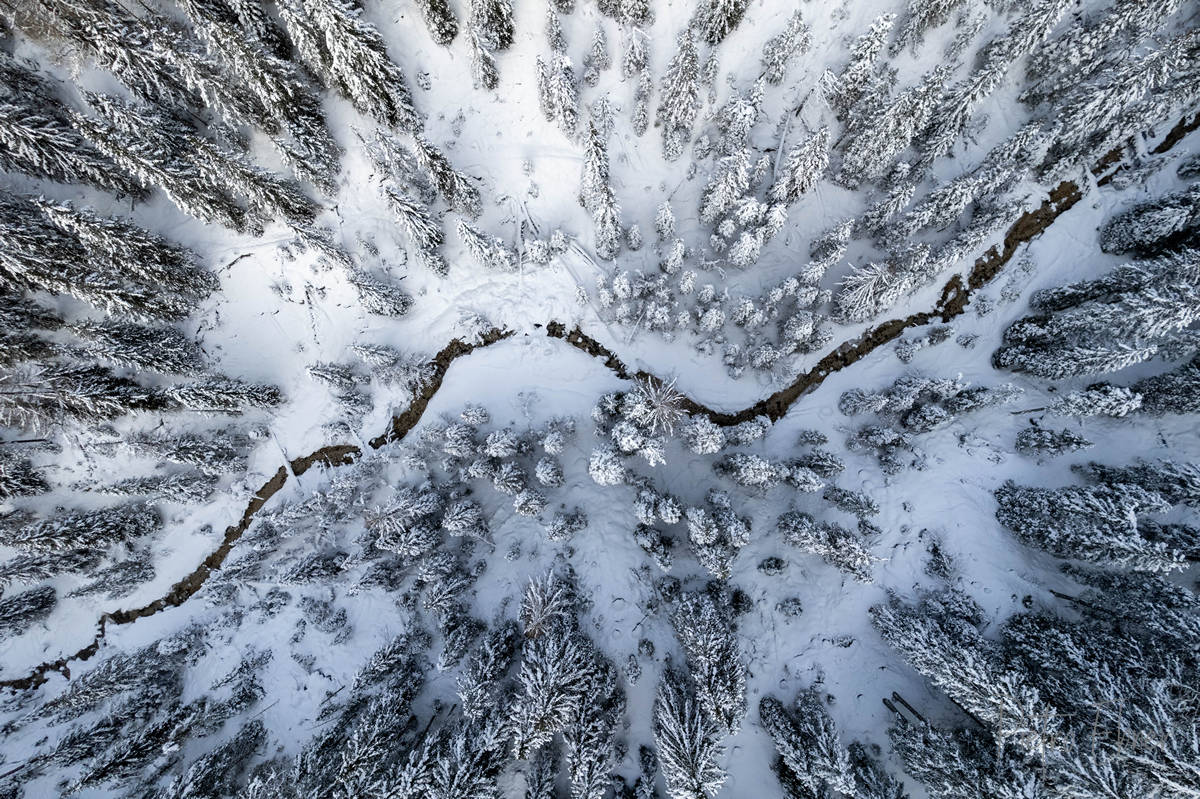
[[2, 122, 1190, 692]]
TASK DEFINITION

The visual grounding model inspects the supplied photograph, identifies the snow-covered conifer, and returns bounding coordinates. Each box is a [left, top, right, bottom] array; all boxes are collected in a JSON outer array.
[[672, 593, 747, 733], [839, 67, 949, 188], [276, 0, 420, 131], [694, 0, 750, 45], [699, 150, 749, 224], [458, 220, 518, 272], [657, 32, 701, 160], [891, 0, 967, 55], [537, 54, 580, 136], [1014, 427, 1094, 458], [778, 510, 876, 581], [1099, 186, 1200, 255], [1131, 354, 1200, 416], [0, 585, 57, 638], [759, 690, 854, 797], [769, 127, 829, 204], [822, 486, 880, 519], [0, 52, 142, 197], [415, 0, 459, 45], [414, 135, 482, 218], [0, 364, 164, 432], [653, 665, 728, 799], [834, 14, 895, 114], [681, 416, 725, 455], [7, 502, 160, 553], [1049, 385, 1143, 418], [546, 508, 587, 542], [761, 10, 811, 85], [995, 480, 1183, 572]]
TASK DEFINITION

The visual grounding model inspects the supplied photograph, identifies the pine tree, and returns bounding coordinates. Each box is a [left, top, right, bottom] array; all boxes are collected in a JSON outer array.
[[834, 14, 895, 115], [524, 738, 560, 799], [1131, 354, 1200, 416], [1074, 460, 1200, 508], [919, 0, 1071, 169], [0, 364, 164, 432], [166, 375, 284, 413], [536, 54, 580, 136], [468, 27, 501, 90], [672, 593, 746, 733], [891, 0, 967, 55], [873, 590, 1063, 758], [769, 127, 829, 204], [126, 429, 253, 475], [1014, 427, 1093, 458], [415, 0, 459, 45], [384, 188, 449, 275], [0, 585, 56, 637], [699, 149, 749, 224], [72, 320, 205, 376], [277, 0, 421, 131], [761, 10, 811, 85], [0, 51, 142, 197], [653, 665, 728, 799], [1099, 186, 1200, 255], [176, 0, 342, 190], [0, 449, 50, 499], [6, 503, 161, 553], [1049, 385, 1143, 417], [759, 690, 854, 797], [72, 95, 243, 232], [546, 5, 568, 54], [778, 510, 876, 581], [32, 0, 229, 115], [33, 198, 216, 303], [1024, 0, 1185, 106], [694, 0, 751, 46], [656, 32, 701, 161], [159, 720, 265, 799], [457, 220, 518, 272], [839, 67, 949, 188], [471, 0, 516, 51], [994, 480, 1184, 572], [413, 135, 482, 218], [0, 195, 194, 321]]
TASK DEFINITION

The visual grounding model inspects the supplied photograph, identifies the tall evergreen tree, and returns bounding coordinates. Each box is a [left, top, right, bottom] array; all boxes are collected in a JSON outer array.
[[656, 31, 701, 161], [0, 51, 142, 197], [415, 0, 459, 45], [694, 0, 750, 46], [653, 665, 727, 799], [536, 54, 580, 137], [276, 0, 421, 131], [761, 10, 811, 85]]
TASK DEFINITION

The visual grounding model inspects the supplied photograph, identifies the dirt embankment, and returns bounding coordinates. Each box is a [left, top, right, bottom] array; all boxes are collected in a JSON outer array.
[[4, 120, 1191, 693]]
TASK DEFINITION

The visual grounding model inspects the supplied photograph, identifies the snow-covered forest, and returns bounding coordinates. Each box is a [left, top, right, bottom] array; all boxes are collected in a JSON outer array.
[[0, 0, 1198, 796]]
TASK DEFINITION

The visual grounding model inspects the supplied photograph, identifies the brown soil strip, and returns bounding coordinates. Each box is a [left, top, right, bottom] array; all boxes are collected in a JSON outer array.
[[4, 119, 1192, 692]]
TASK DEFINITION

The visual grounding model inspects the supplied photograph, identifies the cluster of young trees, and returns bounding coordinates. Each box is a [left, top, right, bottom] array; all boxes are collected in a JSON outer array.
[[839, 374, 1022, 472], [593, 255, 833, 378]]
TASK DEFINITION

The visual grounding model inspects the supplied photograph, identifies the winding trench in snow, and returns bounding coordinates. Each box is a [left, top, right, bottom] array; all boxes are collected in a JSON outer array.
[[2, 113, 1195, 692]]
